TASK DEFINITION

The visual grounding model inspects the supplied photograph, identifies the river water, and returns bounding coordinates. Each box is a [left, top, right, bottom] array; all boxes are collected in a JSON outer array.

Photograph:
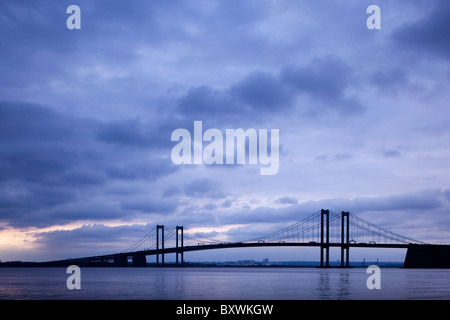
[[0, 267, 449, 300]]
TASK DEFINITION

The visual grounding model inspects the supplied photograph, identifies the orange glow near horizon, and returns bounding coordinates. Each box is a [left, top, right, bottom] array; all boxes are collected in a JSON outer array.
[[0, 220, 145, 252]]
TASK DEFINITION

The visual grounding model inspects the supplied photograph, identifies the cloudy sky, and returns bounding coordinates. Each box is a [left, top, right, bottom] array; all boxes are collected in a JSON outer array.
[[1, 0, 449, 262]]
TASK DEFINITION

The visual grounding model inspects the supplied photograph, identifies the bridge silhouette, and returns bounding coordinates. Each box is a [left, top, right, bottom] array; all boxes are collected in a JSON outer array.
[[41, 209, 450, 268]]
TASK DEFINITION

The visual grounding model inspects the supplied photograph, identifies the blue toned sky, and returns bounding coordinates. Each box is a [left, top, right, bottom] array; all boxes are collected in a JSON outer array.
[[0, 0, 449, 262]]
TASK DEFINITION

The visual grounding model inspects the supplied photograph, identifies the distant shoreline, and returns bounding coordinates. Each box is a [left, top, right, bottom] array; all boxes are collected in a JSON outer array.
[[0, 260, 404, 268]]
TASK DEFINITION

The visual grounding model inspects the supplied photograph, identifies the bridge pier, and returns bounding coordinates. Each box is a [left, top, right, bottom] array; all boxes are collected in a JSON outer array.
[[114, 254, 128, 267], [156, 225, 165, 266], [131, 253, 147, 267], [176, 226, 184, 266], [340, 211, 350, 268], [320, 209, 330, 267]]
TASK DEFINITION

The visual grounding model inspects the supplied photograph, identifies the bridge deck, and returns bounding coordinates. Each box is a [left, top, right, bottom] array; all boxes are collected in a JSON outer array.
[[41, 242, 411, 266]]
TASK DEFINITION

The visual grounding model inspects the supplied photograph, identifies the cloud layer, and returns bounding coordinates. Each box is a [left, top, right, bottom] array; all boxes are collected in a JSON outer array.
[[1, 0, 450, 261]]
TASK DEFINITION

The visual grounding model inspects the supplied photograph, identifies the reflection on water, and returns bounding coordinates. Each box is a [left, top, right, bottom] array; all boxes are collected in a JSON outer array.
[[317, 272, 330, 299], [0, 267, 449, 300], [338, 272, 350, 299], [317, 271, 351, 299]]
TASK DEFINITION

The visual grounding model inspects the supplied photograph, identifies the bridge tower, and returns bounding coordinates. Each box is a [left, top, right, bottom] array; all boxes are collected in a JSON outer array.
[[341, 211, 350, 267], [320, 209, 330, 267], [176, 226, 184, 266], [156, 225, 164, 266]]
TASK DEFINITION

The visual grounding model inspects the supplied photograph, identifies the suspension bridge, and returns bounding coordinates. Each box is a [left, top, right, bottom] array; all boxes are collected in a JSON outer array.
[[41, 209, 450, 268]]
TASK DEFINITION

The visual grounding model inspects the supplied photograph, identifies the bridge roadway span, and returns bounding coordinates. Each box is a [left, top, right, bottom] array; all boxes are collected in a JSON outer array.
[[41, 242, 410, 267]]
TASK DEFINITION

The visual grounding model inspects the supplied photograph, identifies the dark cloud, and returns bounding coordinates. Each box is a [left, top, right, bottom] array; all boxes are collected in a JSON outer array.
[[231, 71, 293, 112], [32, 223, 153, 258], [0, 184, 77, 211], [345, 189, 446, 212], [121, 197, 178, 215], [0, 2, 74, 88], [178, 70, 290, 121], [443, 189, 450, 203], [0, 101, 93, 184], [370, 68, 409, 94], [177, 86, 240, 122], [184, 179, 226, 199], [162, 185, 181, 197], [392, 0, 450, 60], [281, 56, 364, 115], [95, 118, 172, 150], [276, 196, 298, 205], [221, 199, 233, 208], [161, 179, 228, 200], [44, 203, 127, 227], [202, 202, 218, 211], [0, 101, 76, 142], [96, 119, 155, 148], [105, 158, 177, 181], [382, 148, 402, 158], [315, 152, 353, 163], [0, 101, 177, 228], [176, 56, 364, 125]]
